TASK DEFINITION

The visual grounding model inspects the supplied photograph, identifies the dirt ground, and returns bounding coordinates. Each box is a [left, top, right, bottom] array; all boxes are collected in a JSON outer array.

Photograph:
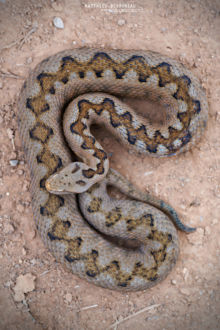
[[0, 0, 220, 329]]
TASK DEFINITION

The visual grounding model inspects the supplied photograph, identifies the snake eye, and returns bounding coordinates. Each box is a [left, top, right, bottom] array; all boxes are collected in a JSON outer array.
[[76, 180, 86, 186]]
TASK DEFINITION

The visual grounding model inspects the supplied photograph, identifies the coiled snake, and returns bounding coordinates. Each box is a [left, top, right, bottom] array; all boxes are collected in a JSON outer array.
[[17, 48, 208, 291]]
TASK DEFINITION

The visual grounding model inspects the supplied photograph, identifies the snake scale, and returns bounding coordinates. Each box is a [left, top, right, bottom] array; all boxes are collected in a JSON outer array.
[[17, 48, 208, 291]]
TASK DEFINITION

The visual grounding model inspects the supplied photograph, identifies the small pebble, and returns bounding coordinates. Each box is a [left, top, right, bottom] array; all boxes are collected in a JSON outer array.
[[171, 279, 177, 285], [51, 2, 63, 11], [17, 204, 25, 213], [211, 219, 218, 225], [22, 247, 27, 256], [180, 288, 191, 296], [118, 19, 126, 26], [7, 128, 14, 140], [205, 226, 211, 236], [26, 57, 33, 64], [3, 223, 14, 234], [182, 267, 189, 281], [9, 159, 18, 167], [53, 17, 64, 29], [64, 293, 72, 303], [13, 273, 36, 302]]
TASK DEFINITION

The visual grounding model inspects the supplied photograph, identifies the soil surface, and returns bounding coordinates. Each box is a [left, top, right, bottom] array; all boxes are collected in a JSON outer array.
[[0, 0, 220, 329]]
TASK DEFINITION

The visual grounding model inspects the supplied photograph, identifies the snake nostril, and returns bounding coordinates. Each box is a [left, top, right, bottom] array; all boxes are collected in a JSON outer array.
[[71, 164, 80, 174]]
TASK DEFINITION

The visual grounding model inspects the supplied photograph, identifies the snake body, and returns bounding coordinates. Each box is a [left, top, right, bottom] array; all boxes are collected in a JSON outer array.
[[17, 48, 208, 291]]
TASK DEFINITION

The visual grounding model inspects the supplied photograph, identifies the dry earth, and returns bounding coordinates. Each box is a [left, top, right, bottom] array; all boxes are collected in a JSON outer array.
[[0, 0, 220, 329]]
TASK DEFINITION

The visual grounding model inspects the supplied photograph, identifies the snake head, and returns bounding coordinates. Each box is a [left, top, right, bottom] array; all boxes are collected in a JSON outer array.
[[45, 162, 103, 194]]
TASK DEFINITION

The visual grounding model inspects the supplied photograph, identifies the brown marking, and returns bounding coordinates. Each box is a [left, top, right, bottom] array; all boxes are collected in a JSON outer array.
[[30, 122, 53, 143], [87, 197, 102, 213], [105, 208, 122, 227], [25, 52, 194, 289]]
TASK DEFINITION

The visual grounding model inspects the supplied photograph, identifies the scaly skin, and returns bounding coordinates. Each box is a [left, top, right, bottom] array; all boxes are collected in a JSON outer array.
[[17, 48, 208, 291]]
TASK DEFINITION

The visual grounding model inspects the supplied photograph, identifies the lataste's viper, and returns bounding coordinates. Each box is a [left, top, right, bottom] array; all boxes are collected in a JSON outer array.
[[18, 48, 208, 291]]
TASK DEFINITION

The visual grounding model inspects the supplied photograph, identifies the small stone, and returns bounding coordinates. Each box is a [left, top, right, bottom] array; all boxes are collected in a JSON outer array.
[[30, 259, 37, 265], [51, 2, 63, 11], [7, 128, 14, 140], [180, 288, 191, 296], [144, 171, 153, 176], [189, 199, 200, 207], [64, 293, 72, 303], [18, 169, 24, 176], [118, 19, 126, 26], [4, 281, 12, 288], [171, 279, 177, 285], [22, 247, 27, 256], [161, 27, 167, 33], [182, 268, 189, 281], [17, 204, 25, 213], [3, 223, 14, 234], [211, 219, 218, 225], [13, 273, 36, 302], [26, 57, 33, 64], [205, 226, 211, 235], [53, 17, 64, 29], [9, 159, 18, 167]]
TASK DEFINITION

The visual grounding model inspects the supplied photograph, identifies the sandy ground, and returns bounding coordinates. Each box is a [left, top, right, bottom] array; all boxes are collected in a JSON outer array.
[[0, 0, 220, 329]]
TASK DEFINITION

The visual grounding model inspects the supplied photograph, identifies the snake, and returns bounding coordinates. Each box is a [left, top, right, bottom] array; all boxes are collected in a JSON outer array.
[[17, 48, 208, 291]]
